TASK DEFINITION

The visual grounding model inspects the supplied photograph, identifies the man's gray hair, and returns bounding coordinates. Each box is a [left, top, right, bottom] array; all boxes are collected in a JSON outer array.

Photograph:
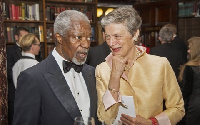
[[54, 10, 90, 37], [159, 26, 173, 43], [101, 6, 142, 36]]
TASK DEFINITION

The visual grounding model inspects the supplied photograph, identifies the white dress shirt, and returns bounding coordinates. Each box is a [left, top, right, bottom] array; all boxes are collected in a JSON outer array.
[[52, 49, 90, 117], [12, 52, 39, 88]]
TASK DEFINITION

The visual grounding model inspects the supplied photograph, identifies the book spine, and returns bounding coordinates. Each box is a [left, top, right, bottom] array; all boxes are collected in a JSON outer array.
[[46, 6, 50, 21], [39, 25, 44, 42], [35, 3, 40, 21], [29, 5, 32, 20], [7, 27, 11, 42], [11, 4, 15, 20], [22, 3, 25, 20]]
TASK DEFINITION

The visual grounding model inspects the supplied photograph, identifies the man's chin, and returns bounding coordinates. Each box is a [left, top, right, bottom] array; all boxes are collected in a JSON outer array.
[[72, 57, 86, 65]]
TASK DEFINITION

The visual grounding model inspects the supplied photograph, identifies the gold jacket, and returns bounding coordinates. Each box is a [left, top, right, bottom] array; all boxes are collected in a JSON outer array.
[[96, 47, 185, 125]]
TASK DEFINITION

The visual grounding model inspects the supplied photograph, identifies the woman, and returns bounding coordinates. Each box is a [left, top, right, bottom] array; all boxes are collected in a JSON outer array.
[[179, 37, 200, 125], [12, 33, 40, 88], [96, 7, 184, 125]]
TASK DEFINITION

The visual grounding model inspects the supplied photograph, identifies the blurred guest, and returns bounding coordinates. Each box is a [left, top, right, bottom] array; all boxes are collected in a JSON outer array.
[[12, 33, 40, 88], [178, 37, 200, 125], [135, 35, 150, 53], [164, 23, 188, 63], [150, 25, 183, 79], [96, 7, 184, 125], [6, 27, 29, 125], [86, 27, 111, 67]]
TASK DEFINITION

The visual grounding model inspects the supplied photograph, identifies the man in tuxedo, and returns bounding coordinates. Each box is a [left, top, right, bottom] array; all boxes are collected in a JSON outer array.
[[164, 23, 188, 63], [150, 25, 183, 79], [13, 10, 98, 125], [6, 27, 29, 125], [86, 27, 111, 67]]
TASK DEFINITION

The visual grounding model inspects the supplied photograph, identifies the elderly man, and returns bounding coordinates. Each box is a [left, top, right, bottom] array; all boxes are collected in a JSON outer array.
[[13, 10, 98, 125]]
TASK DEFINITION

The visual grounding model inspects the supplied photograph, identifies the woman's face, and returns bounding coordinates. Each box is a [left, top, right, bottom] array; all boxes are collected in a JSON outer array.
[[105, 23, 135, 57], [188, 43, 191, 54], [32, 37, 41, 55]]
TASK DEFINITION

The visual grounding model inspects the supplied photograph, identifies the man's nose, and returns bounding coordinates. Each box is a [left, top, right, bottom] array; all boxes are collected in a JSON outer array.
[[80, 37, 90, 48]]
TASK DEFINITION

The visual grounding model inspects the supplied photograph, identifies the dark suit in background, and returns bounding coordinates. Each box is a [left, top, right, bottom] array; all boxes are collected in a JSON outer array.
[[171, 36, 188, 63], [13, 54, 98, 125], [150, 43, 183, 79], [6, 44, 22, 125], [86, 42, 111, 67]]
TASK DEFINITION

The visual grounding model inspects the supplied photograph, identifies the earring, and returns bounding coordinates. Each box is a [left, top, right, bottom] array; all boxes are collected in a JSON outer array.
[[134, 37, 138, 41]]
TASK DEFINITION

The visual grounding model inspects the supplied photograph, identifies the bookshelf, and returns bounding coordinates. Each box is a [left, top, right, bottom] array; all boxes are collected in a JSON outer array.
[[3, 0, 98, 59], [177, 0, 200, 44]]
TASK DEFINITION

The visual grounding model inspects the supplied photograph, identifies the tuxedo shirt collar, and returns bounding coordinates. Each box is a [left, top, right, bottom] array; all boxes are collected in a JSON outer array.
[[51, 48, 90, 117], [22, 52, 36, 59]]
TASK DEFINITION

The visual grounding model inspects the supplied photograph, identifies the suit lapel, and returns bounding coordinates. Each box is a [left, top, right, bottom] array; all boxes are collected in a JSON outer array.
[[43, 54, 81, 120]]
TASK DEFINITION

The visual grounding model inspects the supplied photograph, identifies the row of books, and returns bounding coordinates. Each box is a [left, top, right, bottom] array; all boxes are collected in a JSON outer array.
[[5, 26, 44, 43], [179, 2, 200, 17], [3, 2, 40, 21], [56, 0, 93, 2], [46, 6, 93, 22], [46, 26, 96, 43]]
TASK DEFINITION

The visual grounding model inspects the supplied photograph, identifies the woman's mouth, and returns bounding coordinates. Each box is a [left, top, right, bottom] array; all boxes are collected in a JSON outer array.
[[112, 47, 121, 52]]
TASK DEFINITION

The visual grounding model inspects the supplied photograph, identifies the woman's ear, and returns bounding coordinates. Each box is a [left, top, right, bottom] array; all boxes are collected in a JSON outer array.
[[134, 29, 140, 38], [133, 29, 140, 42]]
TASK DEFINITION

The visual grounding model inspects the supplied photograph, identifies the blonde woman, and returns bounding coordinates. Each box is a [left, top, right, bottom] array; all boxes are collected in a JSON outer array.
[[179, 37, 200, 125], [12, 33, 40, 88]]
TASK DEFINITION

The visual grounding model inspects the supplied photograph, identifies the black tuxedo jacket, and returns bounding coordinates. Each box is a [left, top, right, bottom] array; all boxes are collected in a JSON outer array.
[[13, 53, 98, 125], [86, 42, 111, 67], [171, 36, 188, 63], [150, 43, 183, 78], [6, 44, 22, 101]]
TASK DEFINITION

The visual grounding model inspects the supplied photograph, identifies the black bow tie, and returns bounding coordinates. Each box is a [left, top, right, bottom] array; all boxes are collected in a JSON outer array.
[[63, 60, 83, 73]]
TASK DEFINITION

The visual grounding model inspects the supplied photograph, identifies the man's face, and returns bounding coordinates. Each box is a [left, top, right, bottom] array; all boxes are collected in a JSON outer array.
[[15, 30, 28, 44], [61, 20, 92, 65], [105, 23, 134, 57]]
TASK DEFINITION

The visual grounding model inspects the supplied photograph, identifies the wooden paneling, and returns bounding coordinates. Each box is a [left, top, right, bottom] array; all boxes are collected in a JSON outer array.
[[133, 0, 177, 47], [156, 6, 172, 25]]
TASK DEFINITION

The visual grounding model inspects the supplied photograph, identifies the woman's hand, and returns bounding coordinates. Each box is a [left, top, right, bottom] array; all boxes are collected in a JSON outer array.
[[111, 56, 128, 77], [120, 114, 152, 125]]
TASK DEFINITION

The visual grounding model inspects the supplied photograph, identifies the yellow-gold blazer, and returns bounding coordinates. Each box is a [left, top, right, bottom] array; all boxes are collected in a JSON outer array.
[[96, 52, 185, 125]]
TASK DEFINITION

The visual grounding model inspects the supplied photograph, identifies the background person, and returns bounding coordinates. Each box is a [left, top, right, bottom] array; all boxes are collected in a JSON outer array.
[[12, 33, 40, 88], [6, 27, 29, 125], [150, 25, 183, 80], [86, 27, 111, 67], [96, 7, 184, 125], [13, 10, 98, 125], [178, 37, 200, 125], [164, 23, 188, 63]]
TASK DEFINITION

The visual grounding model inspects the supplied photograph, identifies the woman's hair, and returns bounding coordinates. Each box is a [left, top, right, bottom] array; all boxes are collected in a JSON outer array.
[[101, 6, 142, 36], [19, 33, 38, 52], [159, 26, 173, 43], [178, 37, 200, 81], [54, 10, 90, 38]]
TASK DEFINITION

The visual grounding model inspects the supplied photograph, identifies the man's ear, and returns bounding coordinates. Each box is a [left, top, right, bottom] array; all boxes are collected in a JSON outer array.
[[55, 33, 62, 45], [15, 35, 19, 42], [158, 36, 162, 41]]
